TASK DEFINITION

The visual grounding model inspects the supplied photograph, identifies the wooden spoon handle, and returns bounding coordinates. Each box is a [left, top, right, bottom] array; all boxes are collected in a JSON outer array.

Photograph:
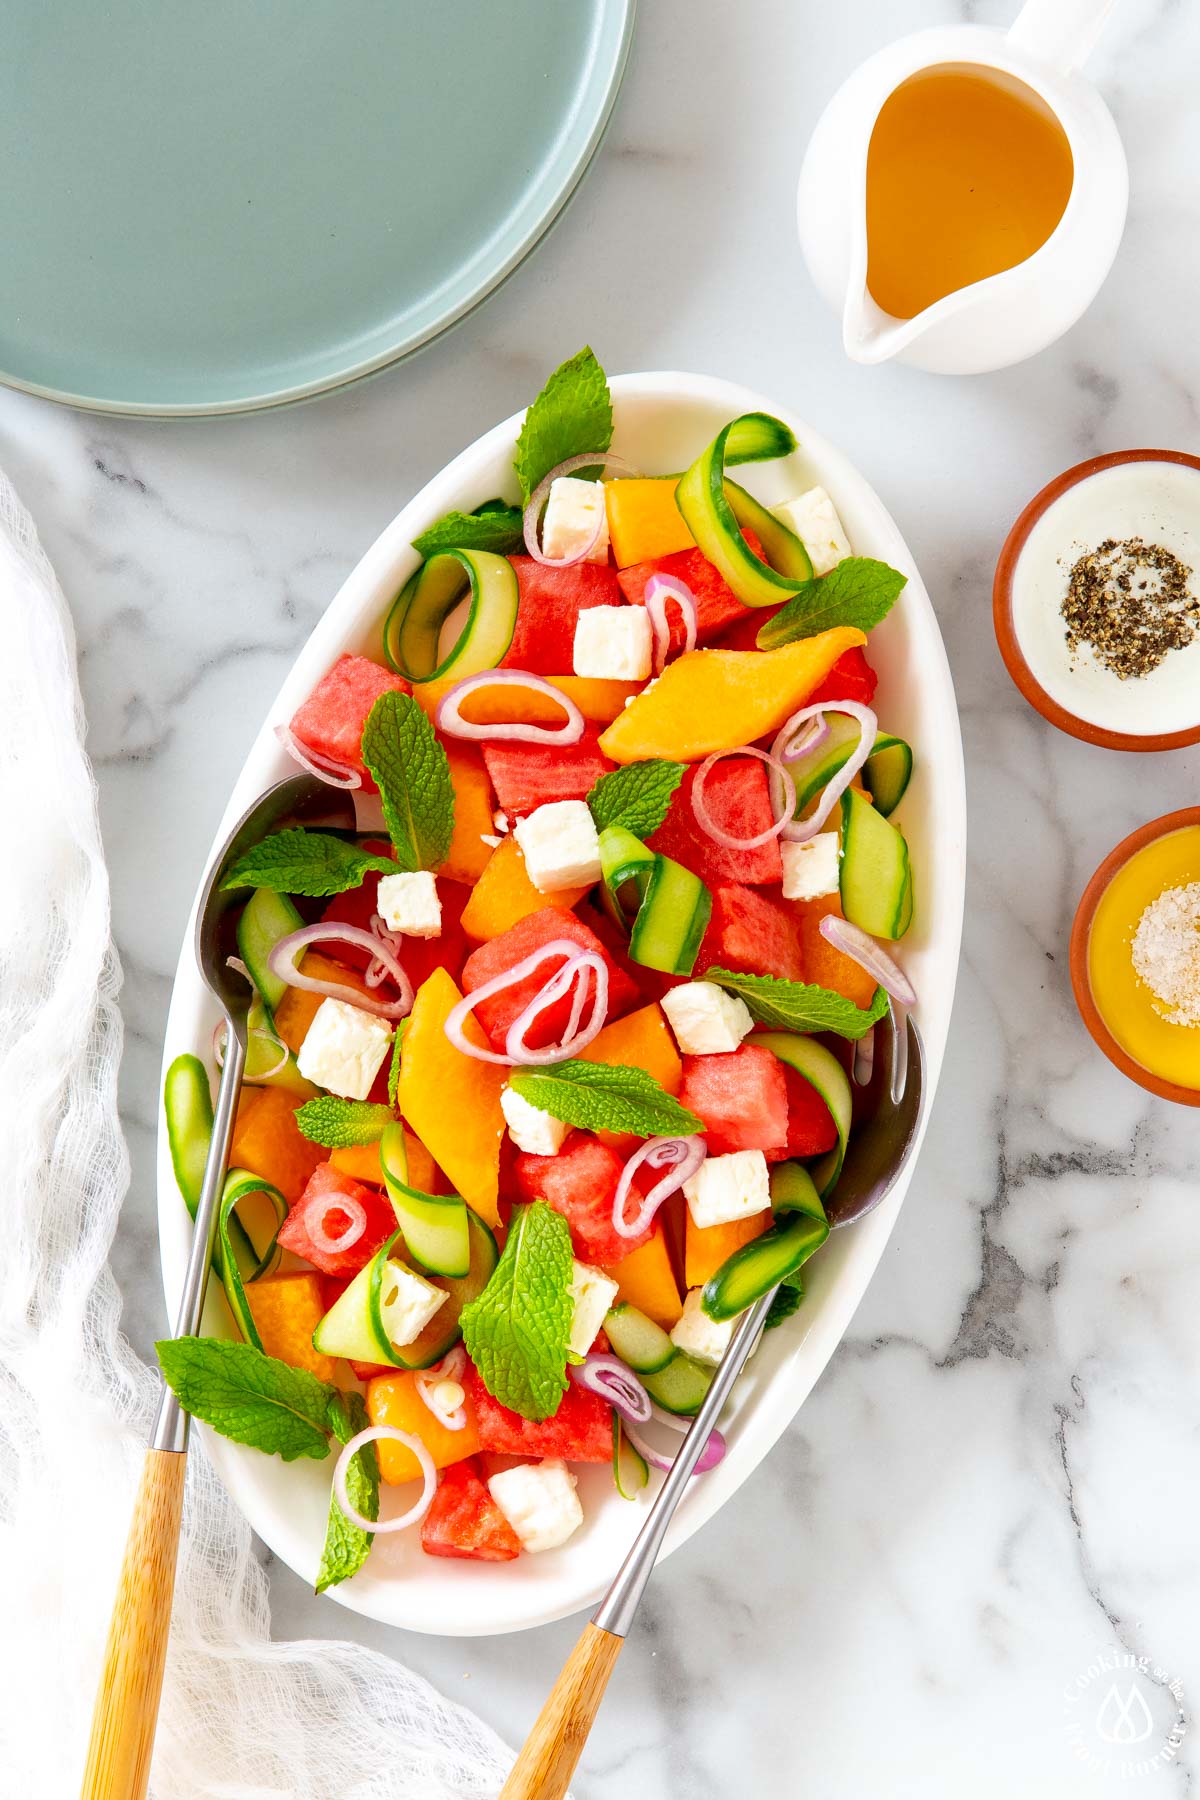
[[498, 1621, 623, 1800], [80, 1447, 187, 1800]]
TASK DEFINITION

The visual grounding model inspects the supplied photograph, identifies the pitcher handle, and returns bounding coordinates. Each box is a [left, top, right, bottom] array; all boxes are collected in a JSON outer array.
[[1007, 0, 1119, 73]]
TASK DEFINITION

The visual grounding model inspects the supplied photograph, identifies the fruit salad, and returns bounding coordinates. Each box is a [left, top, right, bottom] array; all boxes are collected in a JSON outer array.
[[159, 350, 917, 1590]]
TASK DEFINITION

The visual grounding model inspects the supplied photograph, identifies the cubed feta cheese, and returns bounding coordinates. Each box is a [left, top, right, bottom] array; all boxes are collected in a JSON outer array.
[[568, 1260, 619, 1359], [661, 980, 754, 1055], [780, 831, 841, 901], [670, 1288, 737, 1365], [376, 869, 442, 937], [378, 1259, 448, 1347], [296, 997, 393, 1101], [487, 1459, 583, 1553], [573, 605, 653, 681], [501, 1084, 570, 1156], [513, 799, 602, 891], [541, 477, 610, 566], [772, 485, 852, 576], [682, 1149, 772, 1230]]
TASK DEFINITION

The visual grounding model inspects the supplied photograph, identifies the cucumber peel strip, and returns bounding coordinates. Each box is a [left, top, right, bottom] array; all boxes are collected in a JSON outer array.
[[674, 413, 814, 607], [215, 1169, 288, 1351], [379, 1121, 471, 1279], [383, 548, 519, 684], [597, 825, 711, 977], [612, 1414, 650, 1500], [755, 1031, 853, 1199]]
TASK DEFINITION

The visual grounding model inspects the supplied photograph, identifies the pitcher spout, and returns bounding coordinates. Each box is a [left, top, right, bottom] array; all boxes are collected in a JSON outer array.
[[842, 286, 936, 366]]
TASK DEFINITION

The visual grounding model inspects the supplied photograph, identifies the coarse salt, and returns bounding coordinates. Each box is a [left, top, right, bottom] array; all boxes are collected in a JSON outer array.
[[1131, 882, 1200, 1027]]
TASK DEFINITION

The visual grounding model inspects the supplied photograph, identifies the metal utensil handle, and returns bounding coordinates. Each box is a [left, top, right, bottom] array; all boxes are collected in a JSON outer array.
[[150, 1022, 246, 1453], [592, 1286, 776, 1638]]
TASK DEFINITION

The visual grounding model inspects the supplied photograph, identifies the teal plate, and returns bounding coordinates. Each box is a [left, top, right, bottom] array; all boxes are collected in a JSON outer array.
[[0, 1, 634, 416]]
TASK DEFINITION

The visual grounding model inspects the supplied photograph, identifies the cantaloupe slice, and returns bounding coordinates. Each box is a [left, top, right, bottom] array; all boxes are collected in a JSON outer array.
[[442, 743, 495, 884], [460, 835, 589, 942], [367, 1369, 481, 1484], [685, 1210, 770, 1290], [273, 952, 375, 1054], [397, 968, 505, 1228], [579, 1002, 683, 1155], [605, 478, 696, 568], [606, 1225, 683, 1329], [229, 1087, 325, 1206], [791, 893, 878, 1009], [329, 1125, 441, 1193], [245, 1272, 338, 1381], [414, 674, 638, 728]]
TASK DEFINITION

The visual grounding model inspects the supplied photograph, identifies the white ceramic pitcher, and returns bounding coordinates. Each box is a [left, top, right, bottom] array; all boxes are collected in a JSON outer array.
[[797, 0, 1127, 374]]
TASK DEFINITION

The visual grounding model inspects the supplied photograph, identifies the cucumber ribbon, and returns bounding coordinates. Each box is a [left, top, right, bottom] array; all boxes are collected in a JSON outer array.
[[383, 548, 519, 683], [674, 413, 815, 608], [597, 825, 712, 977]]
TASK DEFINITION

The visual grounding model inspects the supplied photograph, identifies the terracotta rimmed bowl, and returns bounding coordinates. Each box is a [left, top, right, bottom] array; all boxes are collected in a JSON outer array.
[[1070, 806, 1200, 1106], [994, 448, 1200, 752]]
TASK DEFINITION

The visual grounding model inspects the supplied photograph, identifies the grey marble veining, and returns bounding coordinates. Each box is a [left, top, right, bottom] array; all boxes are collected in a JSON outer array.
[[5, 0, 1200, 1792]]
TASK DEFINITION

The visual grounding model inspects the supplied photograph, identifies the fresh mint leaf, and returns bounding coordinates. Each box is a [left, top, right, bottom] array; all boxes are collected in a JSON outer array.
[[513, 347, 613, 504], [295, 1097, 393, 1148], [412, 505, 524, 558], [361, 691, 454, 874], [317, 1391, 379, 1593], [705, 968, 889, 1039], [460, 1202, 573, 1421], [510, 1060, 702, 1140], [588, 760, 686, 838], [756, 558, 907, 649], [222, 829, 397, 898], [765, 1279, 805, 1331], [155, 1336, 336, 1462]]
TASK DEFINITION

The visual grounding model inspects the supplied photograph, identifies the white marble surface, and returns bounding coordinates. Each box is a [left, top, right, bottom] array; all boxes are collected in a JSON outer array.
[[6, 0, 1200, 1791]]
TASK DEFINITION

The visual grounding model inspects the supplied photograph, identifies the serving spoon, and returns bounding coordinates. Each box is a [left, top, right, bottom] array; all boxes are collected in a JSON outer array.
[[498, 1014, 926, 1800], [81, 773, 355, 1800]]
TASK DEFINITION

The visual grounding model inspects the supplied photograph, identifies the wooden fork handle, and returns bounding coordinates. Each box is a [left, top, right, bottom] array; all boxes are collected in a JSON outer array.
[[498, 1621, 624, 1800], [80, 1447, 187, 1800]]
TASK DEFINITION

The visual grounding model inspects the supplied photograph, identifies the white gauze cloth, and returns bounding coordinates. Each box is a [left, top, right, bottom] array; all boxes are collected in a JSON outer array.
[[0, 471, 514, 1797]]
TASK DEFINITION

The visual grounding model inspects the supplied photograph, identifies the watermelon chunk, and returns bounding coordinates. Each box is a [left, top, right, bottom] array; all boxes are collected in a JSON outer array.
[[462, 908, 640, 1052], [420, 1456, 522, 1562], [678, 1044, 789, 1157], [482, 722, 613, 819], [466, 1365, 613, 1462], [647, 759, 783, 886], [319, 865, 469, 991], [277, 1162, 397, 1277], [783, 1064, 839, 1158], [615, 530, 764, 656], [501, 558, 623, 676], [804, 646, 878, 709], [514, 1129, 653, 1264], [697, 883, 806, 982], [289, 655, 410, 785]]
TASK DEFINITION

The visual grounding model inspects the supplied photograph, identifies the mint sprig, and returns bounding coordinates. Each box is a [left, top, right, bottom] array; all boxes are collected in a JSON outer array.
[[412, 503, 524, 559], [317, 1391, 379, 1594], [295, 1097, 394, 1148], [705, 968, 889, 1039], [755, 558, 907, 649], [460, 1202, 573, 1421], [361, 691, 454, 874], [510, 1060, 702, 1140], [156, 1336, 337, 1462], [588, 760, 686, 838], [513, 347, 613, 503], [222, 829, 398, 898]]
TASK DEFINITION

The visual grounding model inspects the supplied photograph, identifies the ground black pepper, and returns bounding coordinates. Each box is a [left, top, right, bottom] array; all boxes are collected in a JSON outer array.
[[1061, 537, 1199, 679]]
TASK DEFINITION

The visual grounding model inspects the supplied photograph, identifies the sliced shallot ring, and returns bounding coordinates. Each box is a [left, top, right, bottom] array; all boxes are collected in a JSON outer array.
[[523, 451, 639, 567], [267, 924, 413, 1020], [504, 950, 609, 1065], [415, 1345, 468, 1432], [623, 1417, 727, 1475], [304, 1193, 368, 1258], [771, 700, 877, 843], [274, 722, 362, 791], [818, 915, 916, 1006], [853, 1026, 875, 1089], [692, 746, 797, 852], [333, 1427, 436, 1533], [435, 669, 586, 746], [214, 1020, 290, 1081], [643, 572, 697, 671], [366, 912, 406, 989], [569, 1353, 652, 1424], [443, 938, 603, 1066], [612, 1135, 706, 1240]]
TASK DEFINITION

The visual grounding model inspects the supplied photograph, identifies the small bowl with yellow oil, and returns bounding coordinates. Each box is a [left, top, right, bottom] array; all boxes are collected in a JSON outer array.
[[1071, 809, 1200, 1104]]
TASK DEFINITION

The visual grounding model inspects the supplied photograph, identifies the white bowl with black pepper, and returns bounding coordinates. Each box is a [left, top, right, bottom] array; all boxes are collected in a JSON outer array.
[[993, 449, 1200, 751]]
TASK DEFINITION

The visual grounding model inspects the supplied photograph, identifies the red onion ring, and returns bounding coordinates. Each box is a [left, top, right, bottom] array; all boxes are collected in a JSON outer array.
[[304, 1193, 368, 1258], [415, 1344, 468, 1432], [213, 1020, 290, 1081], [785, 714, 830, 759], [267, 924, 414, 1021], [333, 1426, 436, 1533], [434, 669, 586, 746], [504, 950, 608, 1065], [623, 1417, 727, 1476], [818, 915, 916, 1006], [274, 722, 362, 791], [853, 1025, 875, 1088], [570, 1353, 652, 1424], [642, 573, 697, 671], [522, 451, 638, 567], [612, 1136, 706, 1240], [443, 940, 609, 1066], [771, 701, 877, 842], [366, 912, 407, 989], [691, 746, 798, 852]]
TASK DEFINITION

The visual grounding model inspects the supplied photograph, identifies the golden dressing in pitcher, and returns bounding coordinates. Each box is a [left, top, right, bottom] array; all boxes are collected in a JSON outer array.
[[865, 66, 1074, 320]]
